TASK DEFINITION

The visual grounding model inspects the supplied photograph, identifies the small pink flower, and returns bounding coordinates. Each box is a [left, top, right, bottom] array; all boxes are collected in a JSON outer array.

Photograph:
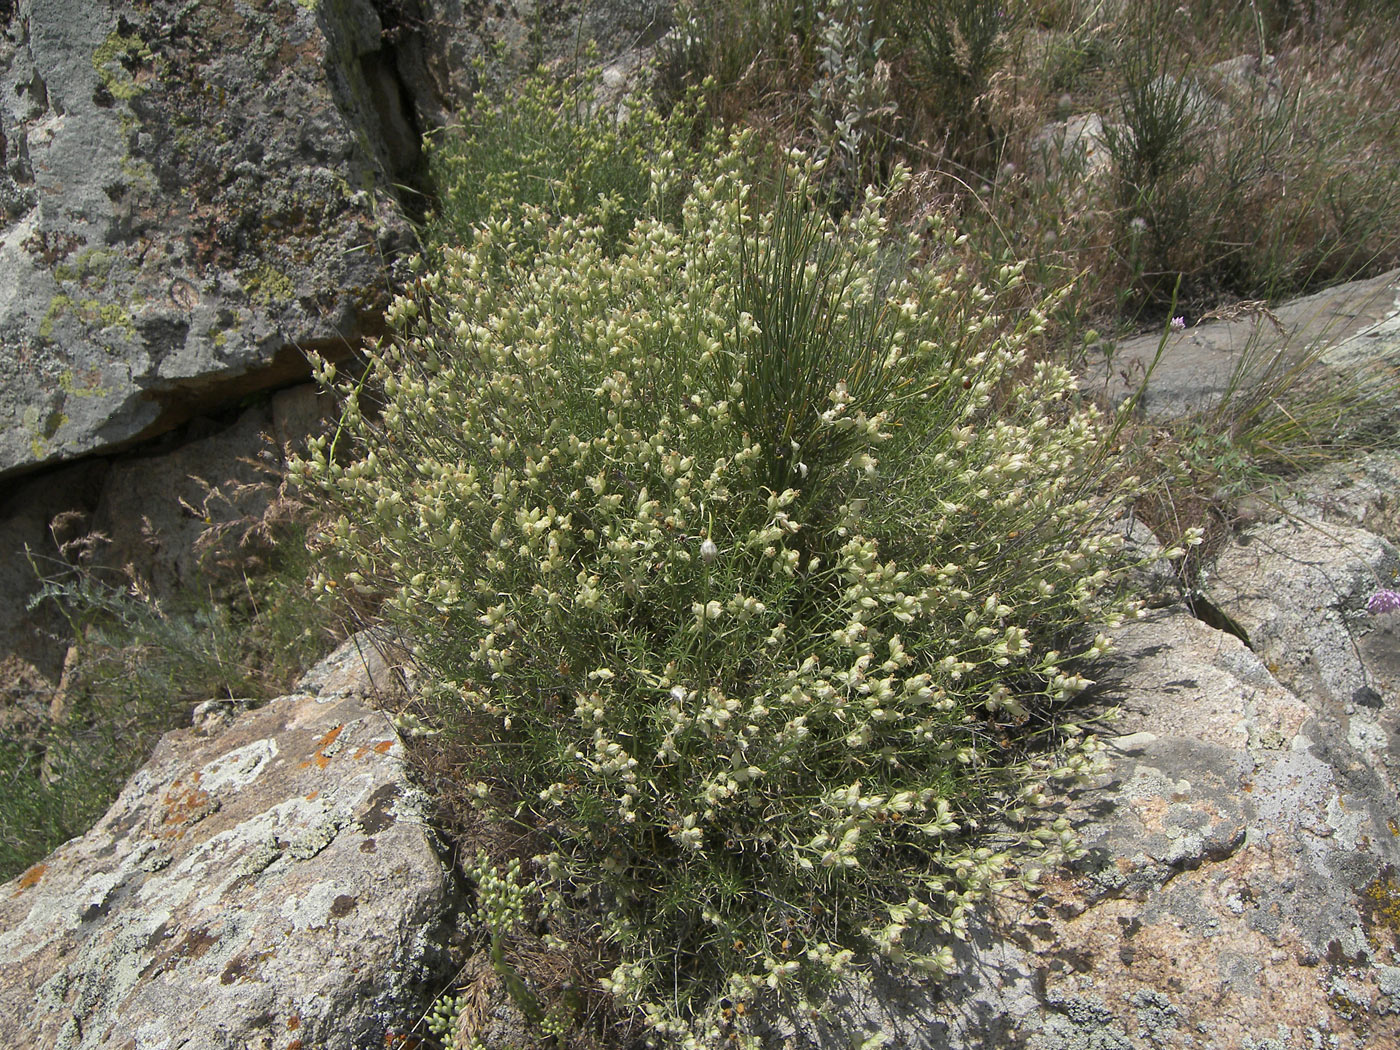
[[1170, 316, 1186, 331], [1366, 589, 1400, 614]]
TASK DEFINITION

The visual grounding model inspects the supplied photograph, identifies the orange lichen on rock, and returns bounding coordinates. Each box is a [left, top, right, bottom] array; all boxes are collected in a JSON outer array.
[[353, 739, 396, 760], [301, 724, 345, 770], [163, 788, 211, 819], [159, 774, 219, 839], [13, 862, 45, 895]]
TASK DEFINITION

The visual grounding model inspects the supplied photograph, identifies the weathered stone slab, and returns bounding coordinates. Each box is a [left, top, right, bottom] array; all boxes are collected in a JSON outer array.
[[1082, 268, 1400, 420], [0, 0, 416, 481], [0, 635, 456, 1049], [1208, 514, 1397, 712], [762, 608, 1400, 1049], [1267, 448, 1400, 549], [1007, 612, 1400, 1050], [1205, 451, 1400, 828], [1028, 112, 1115, 185]]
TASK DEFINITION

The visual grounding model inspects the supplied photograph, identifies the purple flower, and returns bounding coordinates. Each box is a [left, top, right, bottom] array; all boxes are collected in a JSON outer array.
[[1170, 316, 1186, 331], [1367, 589, 1400, 614]]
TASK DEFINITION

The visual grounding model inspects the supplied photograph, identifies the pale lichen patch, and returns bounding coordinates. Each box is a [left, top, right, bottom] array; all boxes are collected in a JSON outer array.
[[238, 838, 285, 880], [199, 738, 279, 792], [288, 815, 348, 861], [281, 881, 354, 932]]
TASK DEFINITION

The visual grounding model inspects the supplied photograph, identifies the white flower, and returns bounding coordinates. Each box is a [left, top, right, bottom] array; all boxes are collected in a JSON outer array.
[[700, 537, 718, 563]]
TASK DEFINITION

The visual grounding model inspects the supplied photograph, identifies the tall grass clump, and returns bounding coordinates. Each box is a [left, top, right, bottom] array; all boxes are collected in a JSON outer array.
[[1098, 3, 1204, 308], [0, 570, 236, 879], [668, 0, 1400, 335], [663, 0, 825, 123], [297, 139, 1150, 1044], [894, 0, 1020, 166], [426, 60, 715, 259], [1087, 1, 1400, 315]]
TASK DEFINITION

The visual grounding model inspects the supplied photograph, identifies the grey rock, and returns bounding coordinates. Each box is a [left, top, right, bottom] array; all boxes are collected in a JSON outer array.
[[295, 625, 413, 707], [1267, 449, 1400, 545], [0, 0, 677, 691], [0, 0, 677, 483], [1082, 268, 1400, 421], [0, 633, 458, 1049], [1028, 112, 1118, 195], [976, 608, 1397, 1050], [1205, 451, 1400, 817], [0, 0, 416, 481]]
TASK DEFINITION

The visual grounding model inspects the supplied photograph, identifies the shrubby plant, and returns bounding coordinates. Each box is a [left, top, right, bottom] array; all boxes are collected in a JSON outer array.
[[808, 0, 896, 200], [298, 140, 1149, 1044], [426, 59, 715, 259]]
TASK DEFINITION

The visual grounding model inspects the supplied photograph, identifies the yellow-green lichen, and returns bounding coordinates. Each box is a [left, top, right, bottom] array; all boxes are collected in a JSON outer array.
[[1361, 870, 1400, 953], [120, 155, 157, 191], [93, 32, 157, 101], [39, 295, 73, 341], [22, 403, 67, 458], [54, 248, 116, 288], [243, 263, 296, 307], [1368, 878, 1400, 921], [1327, 986, 1372, 1035], [86, 299, 133, 332], [40, 295, 134, 341], [58, 369, 110, 399]]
